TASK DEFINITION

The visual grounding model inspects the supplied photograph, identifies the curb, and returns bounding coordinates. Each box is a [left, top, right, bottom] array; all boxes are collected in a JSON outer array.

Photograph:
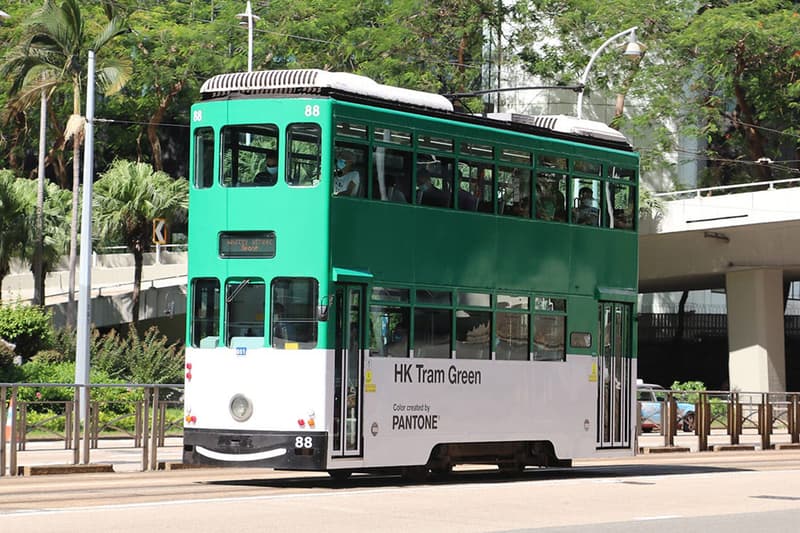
[[17, 464, 115, 476]]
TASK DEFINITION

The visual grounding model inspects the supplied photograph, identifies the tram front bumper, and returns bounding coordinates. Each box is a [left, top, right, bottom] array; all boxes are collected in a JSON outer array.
[[183, 427, 327, 470]]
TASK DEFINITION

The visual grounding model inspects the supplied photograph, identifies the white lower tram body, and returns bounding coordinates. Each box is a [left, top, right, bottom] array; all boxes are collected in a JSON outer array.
[[183, 347, 636, 472]]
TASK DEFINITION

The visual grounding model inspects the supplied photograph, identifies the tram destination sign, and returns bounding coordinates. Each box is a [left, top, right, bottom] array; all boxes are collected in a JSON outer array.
[[219, 231, 276, 258]]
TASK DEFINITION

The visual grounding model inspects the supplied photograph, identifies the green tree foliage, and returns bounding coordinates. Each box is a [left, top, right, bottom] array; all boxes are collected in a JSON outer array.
[[93, 159, 188, 323], [0, 170, 29, 299], [513, 0, 800, 187], [0, 303, 54, 360]]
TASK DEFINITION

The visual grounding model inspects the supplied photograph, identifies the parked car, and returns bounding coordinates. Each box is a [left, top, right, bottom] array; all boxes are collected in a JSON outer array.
[[637, 381, 696, 432]]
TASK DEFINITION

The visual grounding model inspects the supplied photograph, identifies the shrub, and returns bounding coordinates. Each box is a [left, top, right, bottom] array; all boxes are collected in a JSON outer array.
[[0, 303, 54, 360], [31, 349, 69, 364], [0, 339, 15, 368]]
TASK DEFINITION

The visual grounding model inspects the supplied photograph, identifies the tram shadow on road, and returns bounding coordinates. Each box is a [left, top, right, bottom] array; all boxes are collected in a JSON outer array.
[[204, 462, 748, 490]]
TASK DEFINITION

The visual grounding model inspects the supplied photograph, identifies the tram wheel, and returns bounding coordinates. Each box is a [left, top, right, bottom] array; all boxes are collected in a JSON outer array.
[[402, 466, 430, 482], [328, 470, 352, 481]]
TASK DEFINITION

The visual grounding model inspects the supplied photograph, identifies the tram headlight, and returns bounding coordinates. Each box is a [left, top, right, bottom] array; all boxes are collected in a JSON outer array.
[[229, 394, 253, 422]]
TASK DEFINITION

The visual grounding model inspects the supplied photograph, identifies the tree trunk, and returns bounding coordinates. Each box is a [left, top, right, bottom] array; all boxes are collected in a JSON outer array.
[[67, 79, 82, 329], [732, 45, 768, 180], [674, 290, 689, 344], [132, 243, 143, 325], [147, 81, 183, 171]]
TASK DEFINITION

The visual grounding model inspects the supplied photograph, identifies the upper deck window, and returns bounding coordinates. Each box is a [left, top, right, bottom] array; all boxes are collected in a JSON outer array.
[[287, 123, 321, 187], [417, 134, 454, 152], [500, 148, 532, 165], [336, 121, 368, 139], [610, 167, 636, 181], [573, 159, 602, 176], [460, 142, 494, 160], [374, 127, 411, 146], [194, 128, 214, 189], [221, 125, 279, 187]]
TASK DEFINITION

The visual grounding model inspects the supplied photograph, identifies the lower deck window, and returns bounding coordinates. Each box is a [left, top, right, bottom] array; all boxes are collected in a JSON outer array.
[[271, 278, 318, 349], [533, 315, 566, 361], [369, 306, 409, 357], [225, 279, 265, 345], [414, 308, 451, 358]]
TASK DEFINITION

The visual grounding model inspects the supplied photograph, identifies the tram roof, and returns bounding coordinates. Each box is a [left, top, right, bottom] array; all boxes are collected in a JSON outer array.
[[199, 69, 634, 152]]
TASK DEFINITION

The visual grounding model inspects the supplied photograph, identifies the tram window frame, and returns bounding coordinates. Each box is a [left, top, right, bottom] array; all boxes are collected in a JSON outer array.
[[417, 134, 454, 152], [191, 278, 220, 348], [193, 128, 214, 189], [374, 126, 412, 146], [457, 160, 494, 213], [270, 277, 319, 350], [221, 125, 279, 188], [604, 181, 636, 230], [571, 178, 602, 227], [369, 305, 410, 358], [498, 165, 532, 218], [532, 296, 567, 362], [286, 123, 321, 187], [455, 292, 492, 360], [372, 145, 412, 203], [610, 166, 636, 181], [336, 121, 368, 140], [495, 293, 530, 361], [333, 141, 368, 198], [224, 278, 265, 346]]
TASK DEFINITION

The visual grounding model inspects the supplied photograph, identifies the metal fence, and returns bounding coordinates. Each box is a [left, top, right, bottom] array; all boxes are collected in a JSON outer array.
[[2, 382, 182, 476], [638, 390, 800, 451]]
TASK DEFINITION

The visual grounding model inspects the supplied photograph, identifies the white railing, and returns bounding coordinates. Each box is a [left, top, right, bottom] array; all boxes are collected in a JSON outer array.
[[653, 177, 800, 200]]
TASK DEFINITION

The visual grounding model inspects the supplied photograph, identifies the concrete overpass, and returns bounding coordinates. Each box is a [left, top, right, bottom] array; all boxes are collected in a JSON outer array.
[[641, 179, 800, 393], [1, 246, 187, 332]]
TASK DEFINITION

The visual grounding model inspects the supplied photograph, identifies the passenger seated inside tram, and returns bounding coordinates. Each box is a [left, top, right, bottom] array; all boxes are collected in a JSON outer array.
[[416, 167, 450, 207], [333, 149, 361, 196], [573, 186, 600, 226], [254, 153, 279, 185]]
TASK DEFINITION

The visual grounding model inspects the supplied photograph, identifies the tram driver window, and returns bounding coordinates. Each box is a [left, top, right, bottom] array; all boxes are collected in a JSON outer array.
[[271, 278, 318, 349], [221, 125, 279, 187], [191, 278, 220, 348], [225, 279, 265, 346]]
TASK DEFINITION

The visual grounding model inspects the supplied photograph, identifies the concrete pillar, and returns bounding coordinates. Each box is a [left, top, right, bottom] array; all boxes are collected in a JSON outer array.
[[726, 268, 786, 392]]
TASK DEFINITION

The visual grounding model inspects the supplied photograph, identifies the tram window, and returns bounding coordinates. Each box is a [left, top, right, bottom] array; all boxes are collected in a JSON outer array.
[[532, 315, 565, 361], [369, 306, 409, 357], [573, 159, 602, 176], [460, 142, 494, 160], [458, 161, 493, 212], [457, 292, 490, 307], [605, 182, 635, 230], [416, 289, 451, 305], [497, 294, 529, 310], [286, 123, 321, 187], [191, 278, 220, 348], [224, 279, 265, 346], [417, 156, 454, 208], [539, 154, 568, 171], [333, 141, 367, 197], [371, 287, 410, 303], [271, 278, 318, 349], [193, 128, 214, 189], [498, 166, 531, 218], [534, 297, 566, 312], [374, 127, 411, 146], [414, 308, 452, 358], [373, 147, 411, 203], [496, 311, 529, 361], [571, 178, 601, 226], [417, 134, 454, 152], [500, 148, 532, 165], [221, 125, 279, 187], [535, 173, 567, 222], [455, 310, 491, 360], [336, 121, 367, 139], [610, 167, 636, 181]]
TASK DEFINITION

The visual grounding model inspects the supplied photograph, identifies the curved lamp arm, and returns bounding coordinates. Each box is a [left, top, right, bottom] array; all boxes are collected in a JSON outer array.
[[576, 26, 638, 120]]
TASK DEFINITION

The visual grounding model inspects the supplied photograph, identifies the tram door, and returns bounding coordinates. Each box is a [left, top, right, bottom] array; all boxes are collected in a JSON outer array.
[[332, 284, 364, 457], [596, 302, 633, 449]]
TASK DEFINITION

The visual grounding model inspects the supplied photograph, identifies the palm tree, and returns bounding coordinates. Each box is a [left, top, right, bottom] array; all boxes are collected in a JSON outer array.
[[11, 177, 71, 305], [93, 160, 189, 324], [0, 0, 129, 327], [0, 170, 30, 301]]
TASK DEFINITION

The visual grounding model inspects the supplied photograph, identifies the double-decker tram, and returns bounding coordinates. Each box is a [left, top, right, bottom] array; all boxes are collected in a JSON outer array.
[[183, 69, 639, 478]]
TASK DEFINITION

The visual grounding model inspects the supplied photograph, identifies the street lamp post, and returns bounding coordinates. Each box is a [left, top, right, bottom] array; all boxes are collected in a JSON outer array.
[[576, 26, 643, 120], [236, 1, 260, 72]]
